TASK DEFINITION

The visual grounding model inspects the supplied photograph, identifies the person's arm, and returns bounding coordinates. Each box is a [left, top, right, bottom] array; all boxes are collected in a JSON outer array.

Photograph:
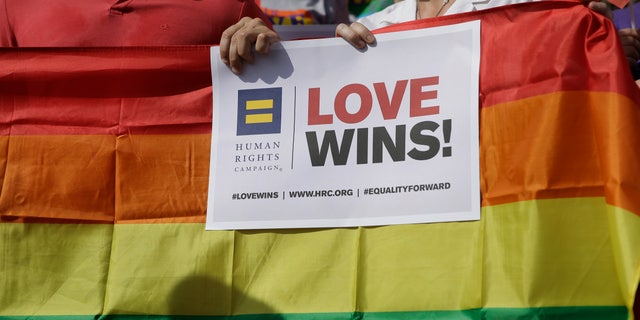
[[219, 0, 280, 75], [0, 0, 16, 47]]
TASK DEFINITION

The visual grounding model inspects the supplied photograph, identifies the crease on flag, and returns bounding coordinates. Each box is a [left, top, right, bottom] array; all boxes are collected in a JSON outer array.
[[0, 1, 639, 319]]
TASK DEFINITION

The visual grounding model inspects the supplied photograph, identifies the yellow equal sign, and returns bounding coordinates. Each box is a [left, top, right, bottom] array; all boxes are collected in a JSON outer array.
[[245, 99, 274, 124]]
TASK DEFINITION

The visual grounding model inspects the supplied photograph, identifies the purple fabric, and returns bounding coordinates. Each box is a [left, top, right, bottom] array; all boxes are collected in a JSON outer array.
[[613, 2, 640, 29], [613, 3, 640, 78]]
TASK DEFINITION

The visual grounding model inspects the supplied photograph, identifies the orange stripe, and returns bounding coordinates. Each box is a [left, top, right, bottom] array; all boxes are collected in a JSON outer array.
[[0, 135, 116, 222], [114, 134, 209, 223], [2, 92, 638, 224], [481, 91, 640, 216], [0, 134, 210, 224], [0, 136, 7, 193]]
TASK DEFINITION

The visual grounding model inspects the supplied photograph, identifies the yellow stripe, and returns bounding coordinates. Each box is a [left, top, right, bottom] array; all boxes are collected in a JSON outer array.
[[104, 225, 356, 315], [103, 224, 236, 315], [245, 113, 273, 124], [607, 205, 640, 311], [107, 199, 629, 314], [482, 198, 626, 309], [0, 223, 112, 315], [358, 219, 483, 311], [245, 99, 273, 110], [3, 198, 637, 316]]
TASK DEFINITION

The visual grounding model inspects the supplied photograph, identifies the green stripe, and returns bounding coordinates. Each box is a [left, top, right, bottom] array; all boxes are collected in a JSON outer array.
[[0, 307, 628, 320]]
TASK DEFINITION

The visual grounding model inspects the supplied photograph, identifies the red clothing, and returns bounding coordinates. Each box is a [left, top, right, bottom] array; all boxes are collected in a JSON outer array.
[[0, 0, 271, 46]]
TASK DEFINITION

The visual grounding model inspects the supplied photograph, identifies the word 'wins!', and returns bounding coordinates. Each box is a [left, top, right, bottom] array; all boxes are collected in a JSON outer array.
[[304, 76, 453, 166]]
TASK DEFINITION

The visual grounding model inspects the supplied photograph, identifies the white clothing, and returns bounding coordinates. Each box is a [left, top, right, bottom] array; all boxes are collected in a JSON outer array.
[[357, 0, 538, 30]]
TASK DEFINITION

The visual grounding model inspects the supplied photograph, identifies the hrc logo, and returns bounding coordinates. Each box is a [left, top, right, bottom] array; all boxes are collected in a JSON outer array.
[[237, 88, 282, 136]]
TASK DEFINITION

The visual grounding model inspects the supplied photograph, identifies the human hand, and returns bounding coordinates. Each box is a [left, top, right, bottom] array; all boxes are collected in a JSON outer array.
[[336, 22, 376, 49], [618, 28, 640, 68], [587, 1, 613, 20], [220, 17, 280, 75]]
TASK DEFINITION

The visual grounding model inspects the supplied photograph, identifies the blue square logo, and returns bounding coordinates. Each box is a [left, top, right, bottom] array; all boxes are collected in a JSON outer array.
[[237, 88, 282, 136]]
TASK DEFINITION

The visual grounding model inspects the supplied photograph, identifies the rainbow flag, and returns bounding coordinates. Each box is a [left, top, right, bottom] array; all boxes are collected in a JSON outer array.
[[1, 1, 639, 319]]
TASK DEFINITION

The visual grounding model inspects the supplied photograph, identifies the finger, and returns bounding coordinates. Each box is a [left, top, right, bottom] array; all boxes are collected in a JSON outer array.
[[622, 35, 640, 55], [628, 29, 640, 51], [620, 29, 640, 53], [622, 44, 640, 60], [336, 23, 366, 48], [252, 21, 281, 54], [235, 18, 273, 61], [219, 17, 250, 65], [350, 22, 376, 44], [624, 45, 640, 62], [619, 28, 638, 38], [624, 47, 640, 64], [588, 1, 613, 20], [622, 42, 640, 65], [256, 32, 281, 54], [234, 28, 256, 65], [228, 32, 249, 75]]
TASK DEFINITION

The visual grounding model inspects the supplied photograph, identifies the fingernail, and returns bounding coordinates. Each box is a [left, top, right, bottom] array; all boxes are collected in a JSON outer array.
[[366, 35, 374, 43]]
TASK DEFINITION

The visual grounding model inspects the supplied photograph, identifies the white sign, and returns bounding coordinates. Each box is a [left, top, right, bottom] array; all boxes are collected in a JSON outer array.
[[207, 21, 481, 230]]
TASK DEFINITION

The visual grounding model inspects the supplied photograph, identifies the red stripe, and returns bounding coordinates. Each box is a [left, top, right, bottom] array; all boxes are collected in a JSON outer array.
[[375, 1, 640, 107], [0, 47, 213, 136], [2, 2, 638, 137]]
